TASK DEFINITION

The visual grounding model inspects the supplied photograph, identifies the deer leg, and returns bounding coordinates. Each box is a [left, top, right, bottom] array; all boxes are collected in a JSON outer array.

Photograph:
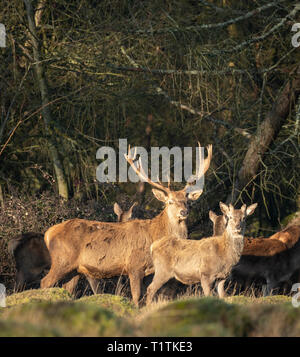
[[262, 284, 268, 296], [146, 270, 172, 305], [63, 275, 80, 295], [41, 264, 74, 289], [128, 271, 144, 306], [217, 279, 226, 298], [263, 277, 277, 296], [201, 275, 213, 297], [15, 271, 26, 292], [86, 277, 101, 295]]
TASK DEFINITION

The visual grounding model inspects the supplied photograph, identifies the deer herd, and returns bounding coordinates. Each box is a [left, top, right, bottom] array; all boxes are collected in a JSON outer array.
[[8, 144, 300, 305]]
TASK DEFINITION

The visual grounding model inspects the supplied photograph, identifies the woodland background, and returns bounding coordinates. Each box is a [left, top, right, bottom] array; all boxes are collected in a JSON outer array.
[[0, 0, 300, 291]]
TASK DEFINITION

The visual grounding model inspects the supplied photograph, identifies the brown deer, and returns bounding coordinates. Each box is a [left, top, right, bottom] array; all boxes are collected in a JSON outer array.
[[41, 143, 213, 305], [209, 211, 300, 295], [113, 202, 137, 223], [8, 232, 50, 291], [8, 202, 137, 293], [209, 210, 226, 236], [146, 202, 257, 304]]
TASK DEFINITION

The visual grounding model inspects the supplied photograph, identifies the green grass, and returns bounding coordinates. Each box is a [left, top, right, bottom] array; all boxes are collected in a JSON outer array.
[[78, 294, 137, 317], [138, 297, 252, 337], [224, 295, 292, 305], [2, 288, 300, 337], [5, 288, 72, 307], [1, 301, 133, 337]]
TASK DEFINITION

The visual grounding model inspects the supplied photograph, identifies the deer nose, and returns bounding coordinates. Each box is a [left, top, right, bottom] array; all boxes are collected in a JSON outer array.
[[180, 210, 188, 217]]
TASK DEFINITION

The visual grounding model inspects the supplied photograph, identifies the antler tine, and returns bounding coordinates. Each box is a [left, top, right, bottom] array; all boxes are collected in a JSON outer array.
[[196, 141, 203, 179], [203, 144, 212, 175], [127, 144, 137, 161], [124, 146, 170, 194], [183, 143, 213, 191]]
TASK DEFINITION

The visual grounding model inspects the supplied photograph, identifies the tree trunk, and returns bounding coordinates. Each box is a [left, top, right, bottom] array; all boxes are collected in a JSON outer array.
[[228, 65, 300, 203], [0, 184, 4, 209], [23, 0, 69, 200]]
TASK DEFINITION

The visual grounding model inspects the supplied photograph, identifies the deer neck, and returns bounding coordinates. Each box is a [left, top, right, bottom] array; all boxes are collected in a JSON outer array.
[[151, 209, 188, 242], [224, 225, 245, 263]]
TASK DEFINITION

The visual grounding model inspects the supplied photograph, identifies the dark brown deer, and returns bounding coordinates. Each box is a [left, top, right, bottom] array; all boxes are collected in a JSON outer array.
[[41, 143, 212, 305], [209, 211, 300, 295], [146, 202, 257, 304], [8, 202, 137, 293], [8, 232, 50, 291]]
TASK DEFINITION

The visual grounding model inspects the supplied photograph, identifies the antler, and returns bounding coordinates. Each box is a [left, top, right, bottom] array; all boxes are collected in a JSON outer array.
[[183, 142, 212, 192], [124, 145, 171, 194]]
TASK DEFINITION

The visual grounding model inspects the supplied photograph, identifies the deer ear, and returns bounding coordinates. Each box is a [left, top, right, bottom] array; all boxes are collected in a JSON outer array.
[[246, 203, 258, 216], [219, 202, 229, 215], [113, 202, 123, 217], [187, 189, 203, 201], [209, 210, 217, 222], [131, 201, 138, 209], [152, 189, 168, 202], [128, 202, 137, 214], [240, 204, 246, 213]]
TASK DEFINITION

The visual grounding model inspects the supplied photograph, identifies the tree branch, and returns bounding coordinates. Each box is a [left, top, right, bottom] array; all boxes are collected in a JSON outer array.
[[133, 0, 287, 34], [120, 46, 251, 139], [228, 64, 300, 203], [214, 4, 300, 54]]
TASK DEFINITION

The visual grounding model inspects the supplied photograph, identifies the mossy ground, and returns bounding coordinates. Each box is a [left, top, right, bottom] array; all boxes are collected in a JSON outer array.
[[5, 288, 72, 307], [224, 294, 292, 305], [1, 288, 134, 337], [1, 288, 300, 337], [138, 297, 252, 337], [78, 294, 137, 317]]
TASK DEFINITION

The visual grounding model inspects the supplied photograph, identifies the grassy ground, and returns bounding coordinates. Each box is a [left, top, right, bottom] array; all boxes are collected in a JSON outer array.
[[1, 288, 300, 337]]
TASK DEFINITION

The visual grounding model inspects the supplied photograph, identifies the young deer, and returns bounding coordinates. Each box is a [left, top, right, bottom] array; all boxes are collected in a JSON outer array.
[[209, 210, 226, 236], [146, 202, 257, 304], [41, 144, 212, 305], [209, 210, 300, 295], [113, 202, 137, 223]]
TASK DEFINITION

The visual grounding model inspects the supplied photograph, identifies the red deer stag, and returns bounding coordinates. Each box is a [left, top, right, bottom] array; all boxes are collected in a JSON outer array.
[[146, 202, 257, 304], [209, 211, 300, 295], [41, 143, 212, 305], [8, 202, 137, 293]]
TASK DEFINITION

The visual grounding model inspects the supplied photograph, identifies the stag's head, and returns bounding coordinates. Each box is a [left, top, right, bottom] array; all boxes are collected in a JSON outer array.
[[219, 202, 258, 236], [125, 143, 212, 223]]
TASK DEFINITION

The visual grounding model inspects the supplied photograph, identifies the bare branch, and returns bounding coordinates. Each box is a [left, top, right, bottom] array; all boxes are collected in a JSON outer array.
[[198, 0, 244, 15], [214, 4, 300, 54], [108, 63, 252, 76], [119, 47, 252, 139], [133, 0, 287, 34]]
